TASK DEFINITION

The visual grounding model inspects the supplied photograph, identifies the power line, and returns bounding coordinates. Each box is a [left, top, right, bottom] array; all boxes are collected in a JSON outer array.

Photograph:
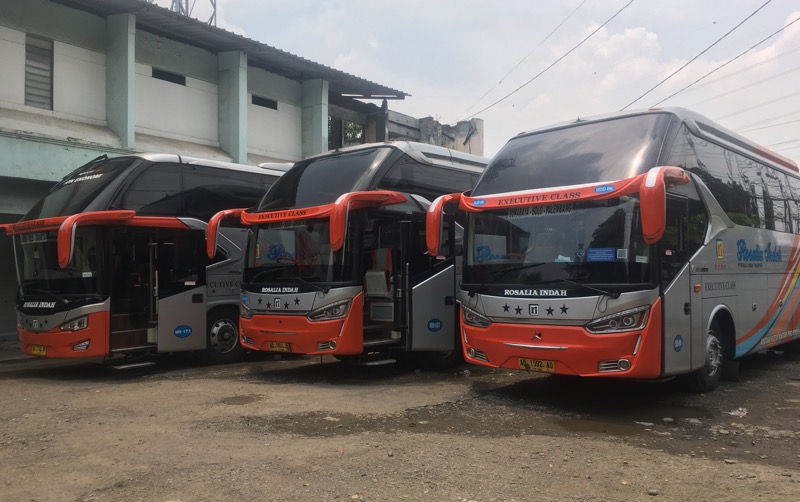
[[621, 0, 773, 111], [685, 64, 800, 108], [652, 15, 800, 107], [465, 0, 635, 120], [717, 90, 800, 121], [739, 115, 800, 133], [458, 0, 588, 120]]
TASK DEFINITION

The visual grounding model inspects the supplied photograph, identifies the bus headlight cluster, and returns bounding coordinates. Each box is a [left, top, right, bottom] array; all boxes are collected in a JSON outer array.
[[307, 299, 351, 321], [240, 303, 254, 320], [585, 306, 650, 334], [60, 315, 88, 332], [462, 305, 492, 328]]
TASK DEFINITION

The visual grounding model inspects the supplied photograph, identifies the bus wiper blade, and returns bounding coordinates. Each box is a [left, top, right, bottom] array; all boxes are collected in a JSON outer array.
[[289, 276, 329, 294], [466, 262, 545, 297], [536, 278, 620, 299], [29, 289, 70, 305]]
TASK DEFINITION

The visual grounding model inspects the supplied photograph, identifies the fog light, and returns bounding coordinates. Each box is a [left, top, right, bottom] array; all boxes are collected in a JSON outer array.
[[467, 347, 475, 357], [329, 340, 337, 350], [242, 335, 253, 346], [618, 359, 631, 370], [72, 340, 90, 351]]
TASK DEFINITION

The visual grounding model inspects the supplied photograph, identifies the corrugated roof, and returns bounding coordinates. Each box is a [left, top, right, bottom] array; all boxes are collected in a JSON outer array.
[[51, 0, 408, 99]]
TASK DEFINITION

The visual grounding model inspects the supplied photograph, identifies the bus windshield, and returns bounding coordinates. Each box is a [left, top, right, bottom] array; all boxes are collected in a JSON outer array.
[[244, 218, 354, 286], [14, 228, 105, 305], [22, 156, 137, 220], [464, 196, 654, 295], [473, 113, 673, 196], [257, 148, 391, 211]]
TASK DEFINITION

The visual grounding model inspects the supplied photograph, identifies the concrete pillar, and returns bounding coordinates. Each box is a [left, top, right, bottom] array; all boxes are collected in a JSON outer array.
[[301, 79, 329, 158], [106, 14, 135, 148], [218, 51, 248, 163]]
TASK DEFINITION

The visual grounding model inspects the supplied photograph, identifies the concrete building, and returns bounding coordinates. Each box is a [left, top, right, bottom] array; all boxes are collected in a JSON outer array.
[[0, 0, 413, 333]]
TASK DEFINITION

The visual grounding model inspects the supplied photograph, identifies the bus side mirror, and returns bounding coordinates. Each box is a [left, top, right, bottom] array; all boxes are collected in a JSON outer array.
[[206, 208, 245, 259], [426, 192, 462, 256], [640, 166, 689, 244]]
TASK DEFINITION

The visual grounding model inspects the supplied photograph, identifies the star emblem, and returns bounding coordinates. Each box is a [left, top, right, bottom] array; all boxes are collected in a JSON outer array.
[[560, 304, 569, 314], [257, 298, 262, 304], [502, 303, 510, 312], [546, 306, 554, 316], [283, 301, 289, 309], [515, 306, 522, 315], [294, 297, 300, 305]]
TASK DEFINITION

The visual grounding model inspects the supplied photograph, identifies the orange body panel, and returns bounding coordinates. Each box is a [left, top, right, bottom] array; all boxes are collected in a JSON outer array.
[[18, 310, 109, 358], [463, 298, 663, 379], [240, 293, 365, 355]]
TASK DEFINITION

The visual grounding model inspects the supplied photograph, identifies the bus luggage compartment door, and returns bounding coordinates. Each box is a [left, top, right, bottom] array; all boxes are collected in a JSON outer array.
[[156, 230, 207, 353]]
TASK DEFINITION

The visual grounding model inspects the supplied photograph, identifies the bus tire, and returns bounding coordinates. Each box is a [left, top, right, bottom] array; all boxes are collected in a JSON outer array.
[[199, 307, 244, 365], [678, 320, 724, 393]]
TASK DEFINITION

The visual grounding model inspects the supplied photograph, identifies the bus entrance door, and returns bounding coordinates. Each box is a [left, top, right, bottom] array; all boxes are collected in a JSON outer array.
[[154, 229, 207, 353], [661, 194, 698, 376], [408, 214, 457, 352]]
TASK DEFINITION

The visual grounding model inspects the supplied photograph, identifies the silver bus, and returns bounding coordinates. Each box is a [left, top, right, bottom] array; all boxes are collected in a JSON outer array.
[[1, 154, 289, 367], [426, 107, 799, 391], [208, 141, 488, 368]]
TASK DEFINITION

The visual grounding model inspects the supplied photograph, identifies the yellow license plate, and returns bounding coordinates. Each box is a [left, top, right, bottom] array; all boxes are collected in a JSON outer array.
[[31, 345, 47, 356], [268, 341, 290, 352], [518, 357, 555, 373]]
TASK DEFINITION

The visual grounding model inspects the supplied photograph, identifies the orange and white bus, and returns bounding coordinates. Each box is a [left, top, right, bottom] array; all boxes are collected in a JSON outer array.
[[208, 142, 488, 368], [426, 108, 800, 391], [2, 154, 288, 367]]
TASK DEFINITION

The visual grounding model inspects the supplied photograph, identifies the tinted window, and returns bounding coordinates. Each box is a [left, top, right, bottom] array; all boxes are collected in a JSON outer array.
[[182, 166, 271, 220], [377, 155, 475, 202], [120, 163, 183, 215], [258, 148, 389, 211], [473, 113, 672, 196], [22, 157, 136, 220]]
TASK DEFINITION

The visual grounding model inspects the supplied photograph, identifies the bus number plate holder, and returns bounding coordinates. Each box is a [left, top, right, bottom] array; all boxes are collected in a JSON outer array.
[[268, 341, 290, 352], [518, 357, 555, 373], [31, 345, 47, 356]]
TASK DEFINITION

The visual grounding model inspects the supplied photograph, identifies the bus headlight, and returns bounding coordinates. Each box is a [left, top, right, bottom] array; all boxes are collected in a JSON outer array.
[[585, 306, 650, 334], [308, 299, 351, 321], [462, 305, 492, 328], [60, 315, 88, 332], [240, 303, 254, 320]]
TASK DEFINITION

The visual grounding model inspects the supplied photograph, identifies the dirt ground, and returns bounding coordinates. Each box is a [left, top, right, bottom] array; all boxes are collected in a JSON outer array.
[[0, 348, 799, 502]]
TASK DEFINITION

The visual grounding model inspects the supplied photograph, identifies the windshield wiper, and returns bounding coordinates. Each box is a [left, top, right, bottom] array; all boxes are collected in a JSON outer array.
[[27, 288, 70, 305], [535, 278, 620, 299], [247, 268, 331, 294], [289, 276, 330, 294], [466, 262, 546, 297]]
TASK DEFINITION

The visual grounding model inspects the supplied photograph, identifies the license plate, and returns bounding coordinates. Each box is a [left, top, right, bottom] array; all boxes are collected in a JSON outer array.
[[518, 357, 555, 373], [268, 341, 290, 352], [31, 345, 47, 356]]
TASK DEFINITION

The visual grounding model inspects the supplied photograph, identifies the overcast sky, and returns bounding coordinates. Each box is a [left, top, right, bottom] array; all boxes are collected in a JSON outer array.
[[156, 0, 800, 165]]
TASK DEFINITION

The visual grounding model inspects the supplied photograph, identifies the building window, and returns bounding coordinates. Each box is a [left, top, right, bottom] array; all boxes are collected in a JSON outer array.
[[152, 68, 186, 86], [25, 35, 54, 110], [252, 95, 278, 110]]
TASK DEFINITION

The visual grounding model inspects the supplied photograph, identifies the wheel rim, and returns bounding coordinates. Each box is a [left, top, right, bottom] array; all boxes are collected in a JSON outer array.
[[209, 318, 238, 354], [705, 332, 723, 377]]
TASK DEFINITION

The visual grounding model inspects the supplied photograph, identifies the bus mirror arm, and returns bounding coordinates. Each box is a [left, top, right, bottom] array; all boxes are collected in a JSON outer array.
[[206, 208, 246, 259], [57, 210, 135, 268], [640, 166, 689, 244], [426, 192, 463, 256]]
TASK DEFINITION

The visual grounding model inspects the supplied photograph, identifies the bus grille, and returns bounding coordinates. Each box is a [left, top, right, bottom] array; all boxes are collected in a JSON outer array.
[[598, 360, 622, 372], [470, 349, 489, 363], [317, 341, 335, 351]]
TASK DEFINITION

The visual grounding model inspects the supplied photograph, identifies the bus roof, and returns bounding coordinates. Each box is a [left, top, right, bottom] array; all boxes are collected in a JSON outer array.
[[511, 107, 798, 174], [306, 141, 488, 174], [133, 153, 293, 177]]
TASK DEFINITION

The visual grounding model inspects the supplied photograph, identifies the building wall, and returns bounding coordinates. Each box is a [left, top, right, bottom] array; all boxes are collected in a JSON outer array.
[[247, 67, 303, 160], [54, 42, 106, 123]]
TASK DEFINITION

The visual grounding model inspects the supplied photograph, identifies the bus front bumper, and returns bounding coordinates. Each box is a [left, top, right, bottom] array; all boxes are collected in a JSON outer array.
[[17, 311, 109, 358], [240, 294, 365, 356], [462, 301, 662, 379]]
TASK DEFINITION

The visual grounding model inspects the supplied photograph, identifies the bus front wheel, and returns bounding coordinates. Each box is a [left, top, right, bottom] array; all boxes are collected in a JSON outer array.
[[199, 307, 244, 365], [679, 320, 723, 393]]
